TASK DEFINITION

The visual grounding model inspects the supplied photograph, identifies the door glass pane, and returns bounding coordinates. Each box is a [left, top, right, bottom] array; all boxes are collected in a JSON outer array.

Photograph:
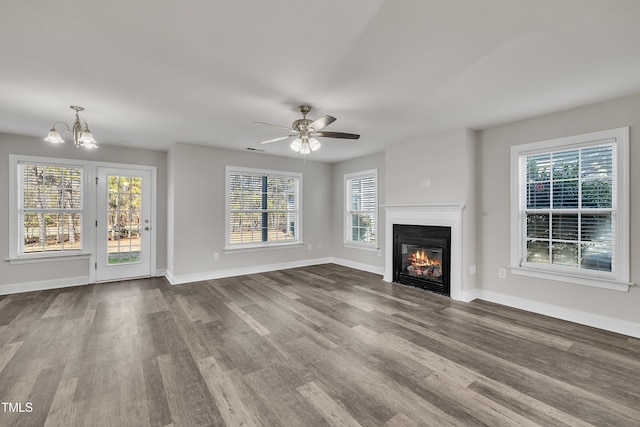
[[107, 175, 142, 264]]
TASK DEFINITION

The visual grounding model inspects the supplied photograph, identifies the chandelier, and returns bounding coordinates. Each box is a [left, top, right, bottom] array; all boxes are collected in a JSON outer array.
[[44, 106, 98, 149]]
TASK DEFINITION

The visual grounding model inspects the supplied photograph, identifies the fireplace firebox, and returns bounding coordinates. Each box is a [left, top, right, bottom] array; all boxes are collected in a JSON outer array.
[[393, 224, 451, 296]]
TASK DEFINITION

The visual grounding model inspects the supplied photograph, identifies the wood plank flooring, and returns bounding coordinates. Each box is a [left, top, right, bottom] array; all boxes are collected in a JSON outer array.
[[0, 264, 639, 426]]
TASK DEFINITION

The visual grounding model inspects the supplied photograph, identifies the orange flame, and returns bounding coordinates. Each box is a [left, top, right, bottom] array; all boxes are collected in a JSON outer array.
[[409, 250, 441, 268], [407, 249, 443, 279]]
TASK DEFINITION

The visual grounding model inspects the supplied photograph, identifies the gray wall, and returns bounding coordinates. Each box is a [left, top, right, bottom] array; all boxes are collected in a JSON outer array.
[[3, 91, 639, 330], [329, 152, 385, 271], [478, 93, 640, 323], [0, 133, 167, 287], [384, 128, 478, 291], [167, 143, 332, 279], [167, 145, 175, 275]]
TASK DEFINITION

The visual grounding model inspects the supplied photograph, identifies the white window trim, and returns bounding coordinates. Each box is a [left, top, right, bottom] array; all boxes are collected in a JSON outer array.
[[509, 127, 632, 291], [224, 165, 303, 251], [8, 155, 95, 263], [344, 169, 378, 251]]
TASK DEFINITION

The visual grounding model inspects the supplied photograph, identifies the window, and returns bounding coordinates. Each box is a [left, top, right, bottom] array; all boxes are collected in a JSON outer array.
[[17, 161, 83, 255], [345, 169, 378, 248], [510, 128, 630, 290], [225, 166, 301, 249]]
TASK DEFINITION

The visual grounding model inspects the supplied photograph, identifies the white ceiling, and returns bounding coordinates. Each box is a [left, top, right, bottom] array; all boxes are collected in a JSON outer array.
[[2, 0, 640, 163]]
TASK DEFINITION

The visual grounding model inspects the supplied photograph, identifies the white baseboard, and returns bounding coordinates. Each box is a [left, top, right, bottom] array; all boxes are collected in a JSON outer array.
[[0, 258, 381, 295], [0, 276, 90, 296], [329, 258, 384, 276], [164, 269, 176, 284], [0, 269, 168, 296], [459, 288, 480, 303], [165, 257, 383, 285], [476, 289, 640, 339], [165, 257, 335, 285]]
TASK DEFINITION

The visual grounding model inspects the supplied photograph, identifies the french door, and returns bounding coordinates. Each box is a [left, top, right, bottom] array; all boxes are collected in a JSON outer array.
[[96, 167, 152, 282]]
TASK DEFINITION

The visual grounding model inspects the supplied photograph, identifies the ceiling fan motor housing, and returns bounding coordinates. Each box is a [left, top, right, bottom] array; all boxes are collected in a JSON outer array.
[[298, 105, 312, 115], [293, 105, 314, 133], [292, 118, 313, 132]]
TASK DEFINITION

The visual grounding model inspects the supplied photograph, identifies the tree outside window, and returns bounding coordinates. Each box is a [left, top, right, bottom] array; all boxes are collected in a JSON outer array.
[[20, 163, 83, 254]]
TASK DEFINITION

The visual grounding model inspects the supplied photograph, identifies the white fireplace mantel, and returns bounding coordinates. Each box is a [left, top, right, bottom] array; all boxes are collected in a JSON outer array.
[[382, 204, 465, 301]]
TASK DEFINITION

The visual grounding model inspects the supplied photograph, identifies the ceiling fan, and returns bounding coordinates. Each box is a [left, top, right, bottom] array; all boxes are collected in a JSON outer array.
[[254, 105, 360, 154]]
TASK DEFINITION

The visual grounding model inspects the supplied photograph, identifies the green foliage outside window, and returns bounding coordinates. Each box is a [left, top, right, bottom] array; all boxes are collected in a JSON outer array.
[[524, 145, 613, 272]]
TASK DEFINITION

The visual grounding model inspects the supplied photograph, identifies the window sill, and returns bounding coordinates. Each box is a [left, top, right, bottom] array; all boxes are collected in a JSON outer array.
[[6, 253, 92, 265], [343, 242, 378, 252], [224, 242, 303, 254], [510, 266, 633, 292]]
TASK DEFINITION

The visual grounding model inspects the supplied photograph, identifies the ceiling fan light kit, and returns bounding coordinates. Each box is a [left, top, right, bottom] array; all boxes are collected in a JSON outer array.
[[308, 137, 321, 151], [44, 105, 98, 149], [290, 138, 303, 152], [255, 105, 359, 155], [290, 136, 321, 154]]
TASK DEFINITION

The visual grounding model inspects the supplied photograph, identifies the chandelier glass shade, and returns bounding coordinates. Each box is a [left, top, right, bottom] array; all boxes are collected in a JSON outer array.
[[44, 128, 65, 144], [44, 106, 98, 149]]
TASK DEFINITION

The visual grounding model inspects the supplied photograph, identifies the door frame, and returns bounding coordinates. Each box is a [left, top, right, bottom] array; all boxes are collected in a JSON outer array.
[[88, 161, 157, 283]]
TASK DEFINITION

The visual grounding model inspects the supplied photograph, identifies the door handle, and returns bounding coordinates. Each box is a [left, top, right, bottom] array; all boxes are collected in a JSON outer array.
[[144, 226, 150, 231]]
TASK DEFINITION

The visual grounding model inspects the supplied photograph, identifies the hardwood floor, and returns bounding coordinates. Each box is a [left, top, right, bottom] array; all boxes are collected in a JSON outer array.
[[0, 264, 638, 426]]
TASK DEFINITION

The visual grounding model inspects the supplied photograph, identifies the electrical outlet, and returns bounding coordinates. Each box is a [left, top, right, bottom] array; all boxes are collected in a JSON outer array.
[[470, 265, 476, 275], [377, 249, 382, 256], [318, 243, 323, 249], [213, 252, 219, 261], [307, 244, 312, 251], [498, 268, 506, 279]]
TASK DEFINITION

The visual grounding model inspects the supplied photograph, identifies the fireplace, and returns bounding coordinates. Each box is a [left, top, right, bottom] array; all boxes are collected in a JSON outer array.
[[383, 204, 464, 300], [393, 224, 451, 296]]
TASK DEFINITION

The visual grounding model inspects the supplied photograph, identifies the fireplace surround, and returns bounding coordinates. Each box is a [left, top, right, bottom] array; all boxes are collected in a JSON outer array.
[[383, 204, 464, 300]]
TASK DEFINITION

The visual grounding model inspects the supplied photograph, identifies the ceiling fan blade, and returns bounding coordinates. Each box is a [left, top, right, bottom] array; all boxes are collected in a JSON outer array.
[[253, 122, 295, 132], [259, 135, 295, 145], [314, 131, 360, 140], [309, 115, 336, 131]]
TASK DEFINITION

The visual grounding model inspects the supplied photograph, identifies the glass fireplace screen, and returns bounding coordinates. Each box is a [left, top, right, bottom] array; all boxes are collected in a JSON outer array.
[[401, 244, 444, 283]]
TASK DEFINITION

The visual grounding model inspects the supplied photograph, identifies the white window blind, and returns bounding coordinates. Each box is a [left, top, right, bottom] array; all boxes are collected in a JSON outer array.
[[345, 170, 377, 247], [226, 167, 300, 248], [510, 127, 630, 290], [18, 162, 83, 254], [521, 143, 615, 273]]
